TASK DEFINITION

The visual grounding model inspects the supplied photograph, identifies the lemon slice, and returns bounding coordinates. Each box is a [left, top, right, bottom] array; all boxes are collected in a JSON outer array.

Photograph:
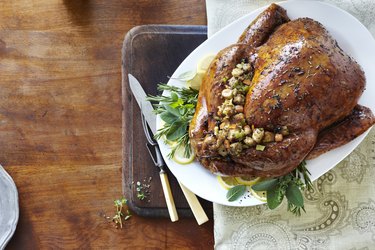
[[197, 54, 216, 74], [235, 176, 262, 186], [189, 72, 204, 90], [188, 54, 216, 90], [250, 188, 267, 202], [217, 176, 239, 190], [172, 145, 195, 165]]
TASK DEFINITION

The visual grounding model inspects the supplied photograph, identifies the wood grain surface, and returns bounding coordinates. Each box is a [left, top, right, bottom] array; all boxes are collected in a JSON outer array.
[[0, 0, 212, 249]]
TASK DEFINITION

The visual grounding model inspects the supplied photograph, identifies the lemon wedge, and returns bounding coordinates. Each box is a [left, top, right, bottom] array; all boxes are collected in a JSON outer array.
[[250, 188, 267, 202], [197, 54, 216, 74], [188, 54, 216, 90], [189, 72, 204, 90], [172, 145, 195, 165], [217, 176, 239, 190], [235, 176, 262, 186]]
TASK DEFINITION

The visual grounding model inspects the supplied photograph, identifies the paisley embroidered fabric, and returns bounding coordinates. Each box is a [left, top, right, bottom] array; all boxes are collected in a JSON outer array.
[[207, 0, 375, 249]]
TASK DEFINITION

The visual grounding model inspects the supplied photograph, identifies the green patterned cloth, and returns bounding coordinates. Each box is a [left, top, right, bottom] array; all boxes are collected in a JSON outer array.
[[206, 0, 375, 249]]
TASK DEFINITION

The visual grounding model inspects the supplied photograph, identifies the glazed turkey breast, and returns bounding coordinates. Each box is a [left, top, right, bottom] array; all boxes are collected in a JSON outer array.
[[189, 3, 375, 177]]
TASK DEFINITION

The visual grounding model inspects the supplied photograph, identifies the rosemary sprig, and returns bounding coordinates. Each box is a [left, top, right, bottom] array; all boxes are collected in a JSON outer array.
[[146, 83, 198, 158], [148, 84, 199, 109]]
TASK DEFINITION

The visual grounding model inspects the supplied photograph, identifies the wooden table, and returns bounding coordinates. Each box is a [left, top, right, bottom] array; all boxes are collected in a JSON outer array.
[[1, 1, 213, 248]]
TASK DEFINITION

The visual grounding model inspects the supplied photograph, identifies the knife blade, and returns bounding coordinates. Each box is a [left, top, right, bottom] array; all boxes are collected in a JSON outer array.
[[128, 74, 208, 225], [128, 74, 157, 135]]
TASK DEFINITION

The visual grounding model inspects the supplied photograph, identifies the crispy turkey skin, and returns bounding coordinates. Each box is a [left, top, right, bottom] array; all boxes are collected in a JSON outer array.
[[189, 3, 375, 177]]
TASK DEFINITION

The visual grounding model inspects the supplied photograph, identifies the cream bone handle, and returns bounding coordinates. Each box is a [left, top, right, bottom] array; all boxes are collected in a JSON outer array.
[[178, 181, 209, 225], [159, 171, 179, 222]]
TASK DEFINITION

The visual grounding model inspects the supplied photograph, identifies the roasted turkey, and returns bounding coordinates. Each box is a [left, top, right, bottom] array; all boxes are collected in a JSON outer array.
[[189, 3, 375, 177]]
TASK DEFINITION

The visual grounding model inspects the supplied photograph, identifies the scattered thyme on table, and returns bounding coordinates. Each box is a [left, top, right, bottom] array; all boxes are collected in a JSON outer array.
[[111, 197, 131, 229]]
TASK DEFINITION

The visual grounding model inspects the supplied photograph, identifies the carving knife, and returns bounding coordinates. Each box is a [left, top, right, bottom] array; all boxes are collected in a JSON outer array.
[[128, 74, 209, 225]]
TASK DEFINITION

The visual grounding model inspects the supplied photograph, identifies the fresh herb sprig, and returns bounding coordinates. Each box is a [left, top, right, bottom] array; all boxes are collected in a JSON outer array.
[[227, 160, 313, 216], [112, 198, 131, 229], [252, 160, 312, 216], [146, 83, 198, 158]]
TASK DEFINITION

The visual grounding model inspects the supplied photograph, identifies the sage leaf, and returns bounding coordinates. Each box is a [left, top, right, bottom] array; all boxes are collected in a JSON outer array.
[[170, 98, 184, 108], [164, 122, 179, 138], [227, 185, 246, 202], [177, 70, 196, 82], [286, 183, 304, 207], [251, 178, 278, 191], [266, 186, 283, 209], [171, 92, 179, 101], [164, 104, 181, 117], [166, 123, 187, 141], [160, 111, 179, 124]]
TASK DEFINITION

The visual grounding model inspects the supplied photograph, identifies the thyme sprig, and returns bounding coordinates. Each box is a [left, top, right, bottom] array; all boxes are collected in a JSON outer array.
[[112, 198, 131, 228], [146, 83, 198, 158]]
